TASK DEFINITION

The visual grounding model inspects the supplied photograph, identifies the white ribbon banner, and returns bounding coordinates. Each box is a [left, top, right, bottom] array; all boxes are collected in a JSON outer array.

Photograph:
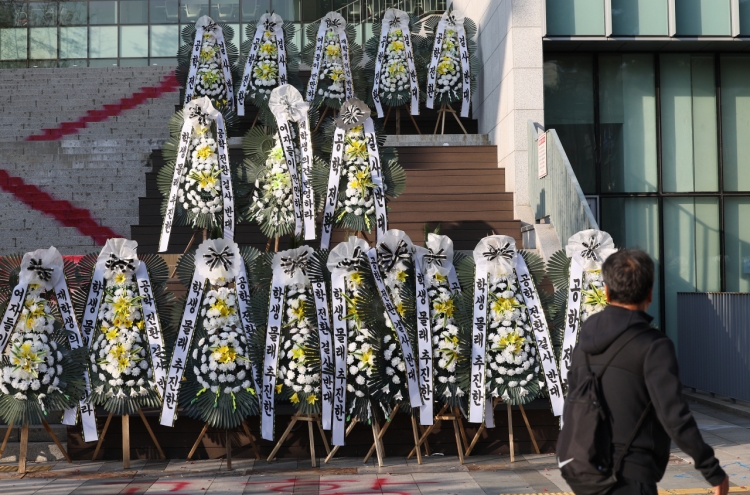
[[236, 257, 260, 394], [298, 117, 316, 240], [515, 256, 564, 416], [312, 279, 334, 431], [260, 274, 285, 441], [216, 113, 235, 243], [276, 120, 304, 237], [364, 119, 388, 243], [0, 284, 26, 354], [160, 272, 205, 426], [366, 247, 421, 406], [469, 257, 488, 424], [413, 255, 433, 425], [320, 127, 346, 249], [184, 16, 234, 110], [560, 258, 583, 392], [425, 11, 471, 118], [330, 275, 347, 445], [237, 13, 288, 116], [372, 9, 420, 118], [306, 12, 354, 102], [135, 262, 168, 398]]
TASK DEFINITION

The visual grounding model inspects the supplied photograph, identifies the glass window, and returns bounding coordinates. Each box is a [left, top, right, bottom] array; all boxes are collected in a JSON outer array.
[[60, 2, 88, 25], [300, 0, 326, 22], [224, 23, 239, 44], [273, 0, 300, 23], [150, 0, 179, 23], [601, 197, 661, 325], [180, 0, 208, 22], [28, 2, 57, 26], [741, 0, 750, 35], [120, 57, 148, 65], [675, 0, 731, 36], [545, 0, 605, 36], [721, 55, 750, 191], [89, 26, 117, 57], [150, 24, 178, 56], [90, 1, 117, 24], [241, 0, 270, 21], [7, 3, 28, 28], [120, 0, 148, 23], [89, 58, 117, 66], [60, 26, 87, 58], [725, 198, 750, 292], [543, 54, 596, 194], [663, 197, 720, 343], [660, 54, 718, 192], [149, 56, 177, 65], [120, 25, 148, 57], [211, 0, 239, 23], [31, 28, 57, 59], [0, 28, 27, 60], [598, 54, 657, 193], [58, 59, 87, 67], [611, 0, 668, 35]]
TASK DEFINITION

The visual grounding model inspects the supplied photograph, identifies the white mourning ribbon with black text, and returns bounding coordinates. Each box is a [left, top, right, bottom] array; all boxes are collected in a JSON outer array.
[[311, 265, 334, 432], [411, 248, 433, 425], [372, 8, 420, 117], [261, 246, 314, 441], [236, 256, 260, 393], [327, 237, 369, 444], [269, 85, 316, 240], [425, 9, 471, 118], [160, 239, 242, 427], [559, 230, 616, 392], [237, 13, 288, 116], [367, 230, 421, 407], [306, 11, 354, 102], [159, 97, 235, 252], [184, 16, 234, 109]]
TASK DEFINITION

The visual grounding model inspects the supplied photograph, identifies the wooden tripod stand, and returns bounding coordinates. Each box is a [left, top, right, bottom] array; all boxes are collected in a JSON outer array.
[[187, 421, 262, 470], [0, 420, 71, 474], [91, 410, 166, 468], [464, 399, 540, 461], [266, 412, 331, 467], [407, 404, 469, 464], [434, 103, 467, 135], [361, 404, 428, 465], [383, 105, 422, 135], [322, 417, 386, 467]]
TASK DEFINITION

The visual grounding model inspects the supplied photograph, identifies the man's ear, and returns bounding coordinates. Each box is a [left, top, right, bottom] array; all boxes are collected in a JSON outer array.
[[605, 285, 612, 303]]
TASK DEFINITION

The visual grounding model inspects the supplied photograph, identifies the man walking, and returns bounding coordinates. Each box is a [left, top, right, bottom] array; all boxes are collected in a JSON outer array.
[[560, 249, 728, 495]]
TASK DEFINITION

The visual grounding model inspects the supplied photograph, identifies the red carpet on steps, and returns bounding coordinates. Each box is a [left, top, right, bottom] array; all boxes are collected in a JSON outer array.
[[26, 71, 179, 141]]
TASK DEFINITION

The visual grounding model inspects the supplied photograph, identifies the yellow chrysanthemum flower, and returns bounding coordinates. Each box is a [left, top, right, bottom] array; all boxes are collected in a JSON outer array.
[[325, 45, 341, 58], [491, 296, 520, 315], [434, 273, 447, 283], [105, 327, 119, 341], [345, 140, 368, 161], [11, 342, 44, 374], [212, 345, 237, 364], [388, 40, 405, 52], [498, 332, 526, 355], [329, 66, 345, 82], [195, 144, 213, 160], [291, 301, 306, 322], [359, 348, 374, 368], [433, 299, 455, 318], [211, 298, 234, 318], [114, 272, 128, 285], [291, 346, 305, 362], [396, 270, 407, 283], [259, 41, 277, 57], [348, 272, 363, 286], [306, 394, 318, 405]]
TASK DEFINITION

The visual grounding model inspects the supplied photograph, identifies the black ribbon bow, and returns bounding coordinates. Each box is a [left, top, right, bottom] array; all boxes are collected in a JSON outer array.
[[263, 17, 277, 31], [340, 104, 365, 126], [204, 20, 218, 32], [378, 240, 411, 273], [28, 259, 53, 282], [483, 242, 514, 263], [325, 17, 342, 29], [281, 251, 309, 277], [424, 248, 447, 267], [105, 254, 136, 274], [203, 246, 234, 271], [335, 247, 363, 270], [580, 236, 601, 261], [188, 106, 211, 127]]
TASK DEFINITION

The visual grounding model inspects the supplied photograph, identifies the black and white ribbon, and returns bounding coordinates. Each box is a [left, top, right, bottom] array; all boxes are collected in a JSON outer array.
[[261, 246, 314, 441], [184, 16, 234, 109], [412, 253, 433, 425], [159, 97, 235, 252], [270, 85, 316, 240], [135, 262, 168, 398], [372, 8, 420, 118], [236, 257, 259, 394], [364, 118, 388, 243], [306, 11, 354, 102], [311, 277, 334, 431], [425, 9, 471, 118], [327, 237, 368, 445], [237, 13, 288, 116], [320, 126, 346, 249]]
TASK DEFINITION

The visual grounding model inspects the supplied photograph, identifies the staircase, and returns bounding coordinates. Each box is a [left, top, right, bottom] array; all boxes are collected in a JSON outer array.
[[0, 67, 179, 254], [131, 142, 521, 253]]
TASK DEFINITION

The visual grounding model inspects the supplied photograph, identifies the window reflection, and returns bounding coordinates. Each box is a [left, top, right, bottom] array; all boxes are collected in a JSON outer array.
[[240, 0, 269, 21], [150, 0, 179, 22], [89, 25, 117, 57], [89, 1, 117, 24], [29, 2, 57, 26], [210, 0, 239, 22], [120, 0, 148, 23], [180, 0, 208, 22], [60, 26, 87, 58], [60, 2, 88, 25], [150, 24, 178, 56]]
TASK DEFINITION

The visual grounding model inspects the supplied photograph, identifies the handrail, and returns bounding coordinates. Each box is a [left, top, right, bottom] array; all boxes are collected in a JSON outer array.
[[527, 120, 597, 247]]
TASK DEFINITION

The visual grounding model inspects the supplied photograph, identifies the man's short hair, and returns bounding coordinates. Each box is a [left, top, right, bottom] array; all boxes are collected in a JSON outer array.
[[601, 249, 654, 305]]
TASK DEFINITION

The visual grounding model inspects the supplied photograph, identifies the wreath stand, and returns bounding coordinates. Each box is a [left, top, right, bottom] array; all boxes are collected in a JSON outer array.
[[360, 404, 429, 465], [314, 107, 338, 132], [406, 404, 469, 464], [91, 410, 166, 468], [266, 412, 331, 467], [382, 105, 422, 136], [464, 399, 540, 462], [186, 421, 261, 470], [0, 421, 72, 474], [169, 228, 208, 279], [322, 417, 386, 467], [433, 103, 467, 135]]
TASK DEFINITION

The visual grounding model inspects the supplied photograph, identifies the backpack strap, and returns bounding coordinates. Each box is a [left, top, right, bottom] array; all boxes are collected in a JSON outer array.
[[595, 327, 651, 380], [613, 400, 652, 474]]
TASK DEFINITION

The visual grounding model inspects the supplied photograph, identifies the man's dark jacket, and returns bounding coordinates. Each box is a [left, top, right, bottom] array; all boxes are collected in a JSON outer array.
[[567, 305, 725, 486]]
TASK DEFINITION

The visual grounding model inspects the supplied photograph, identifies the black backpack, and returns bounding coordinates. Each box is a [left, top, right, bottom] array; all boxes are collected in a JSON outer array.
[[557, 328, 652, 495]]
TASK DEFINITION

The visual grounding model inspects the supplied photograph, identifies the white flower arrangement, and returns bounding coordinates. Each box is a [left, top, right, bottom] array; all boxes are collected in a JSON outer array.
[[249, 29, 280, 98], [484, 272, 539, 402], [174, 129, 225, 227], [194, 32, 229, 107], [276, 284, 321, 408], [340, 125, 377, 224], [316, 29, 347, 101], [0, 285, 62, 407], [430, 281, 463, 399], [89, 271, 155, 400], [378, 27, 410, 104], [343, 271, 374, 405], [433, 28, 462, 100], [580, 269, 607, 322], [247, 134, 296, 236], [378, 258, 409, 403], [191, 281, 254, 399]]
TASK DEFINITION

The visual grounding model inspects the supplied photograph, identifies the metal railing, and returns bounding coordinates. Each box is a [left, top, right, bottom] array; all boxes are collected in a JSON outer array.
[[677, 292, 750, 402], [317, 0, 446, 30], [527, 120, 598, 247]]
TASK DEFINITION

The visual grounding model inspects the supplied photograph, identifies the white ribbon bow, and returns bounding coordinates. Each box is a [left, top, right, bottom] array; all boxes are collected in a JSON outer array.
[[377, 229, 414, 273], [96, 238, 140, 280], [186, 96, 221, 131], [269, 84, 309, 123], [19, 247, 64, 290], [566, 229, 617, 271], [421, 233, 453, 279], [273, 246, 314, 286], [473, 235, 517, 278], [195, 238, 242, 284], [327, 237, 368, 274]]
